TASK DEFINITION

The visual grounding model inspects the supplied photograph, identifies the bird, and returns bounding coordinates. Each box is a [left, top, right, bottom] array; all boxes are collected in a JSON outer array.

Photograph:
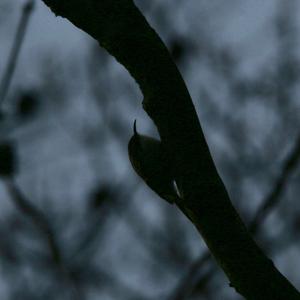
[[128, 120, 181, 204]]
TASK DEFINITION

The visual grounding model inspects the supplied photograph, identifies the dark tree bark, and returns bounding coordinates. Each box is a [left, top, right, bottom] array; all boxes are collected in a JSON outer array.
[[40, 1, 300, 299]]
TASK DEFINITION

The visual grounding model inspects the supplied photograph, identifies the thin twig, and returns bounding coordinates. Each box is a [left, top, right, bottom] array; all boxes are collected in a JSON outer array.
[[167, 252, 210, 300], [5, 180, 61, 263], [0, 0, 35, 107], [249, 134, 300, 234], [5, 180, 82, 300]]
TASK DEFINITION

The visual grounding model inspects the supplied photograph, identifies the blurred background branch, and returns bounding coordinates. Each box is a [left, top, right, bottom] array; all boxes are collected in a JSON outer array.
[[0, 0, 34, 107], [0, 1, 300, 299]]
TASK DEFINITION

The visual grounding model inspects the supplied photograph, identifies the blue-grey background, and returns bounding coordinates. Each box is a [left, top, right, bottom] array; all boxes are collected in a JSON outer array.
[[0, 0, 300, 299]]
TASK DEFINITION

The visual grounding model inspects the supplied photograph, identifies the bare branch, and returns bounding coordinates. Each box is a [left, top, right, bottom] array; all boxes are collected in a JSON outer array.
[[171, 132, 300, 299], [5, 180, 82, 300], [0, 0, 35, 107], [249, 134, 300, 234], [38, 1, 300, 299]]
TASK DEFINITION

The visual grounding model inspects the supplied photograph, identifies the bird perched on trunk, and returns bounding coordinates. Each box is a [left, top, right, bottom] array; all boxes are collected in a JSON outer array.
[[128, 120, 181, 204]]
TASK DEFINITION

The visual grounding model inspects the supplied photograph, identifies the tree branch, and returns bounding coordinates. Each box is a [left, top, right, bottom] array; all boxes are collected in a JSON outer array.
[[5, 180, 82, 300], [40, 1, 300, 299], [5, 180, 62, 264], [0, 0, 35, 107], [249, 134, 300, 233], [172, 131, 300, 299]]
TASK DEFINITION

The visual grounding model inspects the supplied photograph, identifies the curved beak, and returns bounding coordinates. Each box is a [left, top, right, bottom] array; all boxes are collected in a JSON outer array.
[[133, 119, 137, 136]]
